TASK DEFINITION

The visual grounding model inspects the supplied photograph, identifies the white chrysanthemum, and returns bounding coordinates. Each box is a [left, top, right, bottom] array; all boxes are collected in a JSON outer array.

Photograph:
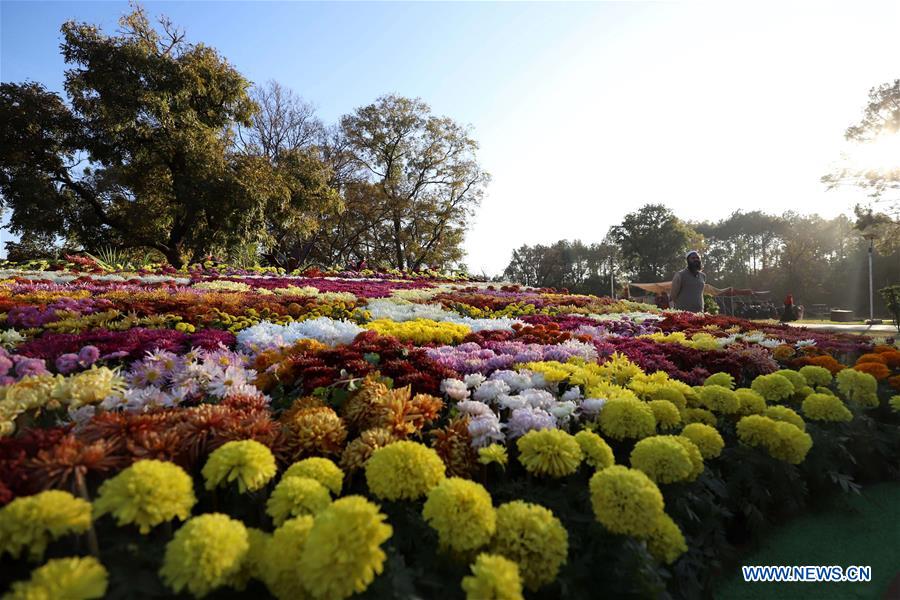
[[440, 378, 470, 401], [490, 370, 534, 392], [456, 316, 523, 332], [473, 380, 511, 403], [465, 374, 487, 388], [549, 401, 577, 424], [758, 338, 785, 349], [519, 389, 555, 410], [468, 413, 506, 447], [236, 317, 364, 351], [497, 394, 528, 411], [561, 387, 583, 402], [795, 339, 817, 348], [579, 398, 607, 417], [457, 400, 494, 418], [506, 407, 556, 438]]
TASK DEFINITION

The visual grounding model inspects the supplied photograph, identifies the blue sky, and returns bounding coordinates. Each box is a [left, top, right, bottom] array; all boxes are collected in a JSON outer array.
[[3, 1, 900, 274]]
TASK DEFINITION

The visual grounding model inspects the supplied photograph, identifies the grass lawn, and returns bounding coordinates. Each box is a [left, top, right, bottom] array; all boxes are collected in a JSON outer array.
[[714, 481, 900, 599]]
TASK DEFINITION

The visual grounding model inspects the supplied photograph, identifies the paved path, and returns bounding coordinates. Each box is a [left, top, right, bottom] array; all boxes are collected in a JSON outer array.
[[784, 322, 897, 335]]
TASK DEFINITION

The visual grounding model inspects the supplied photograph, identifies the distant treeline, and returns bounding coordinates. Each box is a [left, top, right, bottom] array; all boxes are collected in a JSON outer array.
[[500, 204, 900, 318]]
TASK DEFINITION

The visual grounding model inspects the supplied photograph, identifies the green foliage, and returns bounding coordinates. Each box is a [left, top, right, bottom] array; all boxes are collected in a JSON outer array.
[[502, 239, 616, 294], [337, 95, 490, 271], [703, 294, 719, 314], [0, 6, 338, 268], [880, 283, 900, 331], [607, 204, 700, 282]]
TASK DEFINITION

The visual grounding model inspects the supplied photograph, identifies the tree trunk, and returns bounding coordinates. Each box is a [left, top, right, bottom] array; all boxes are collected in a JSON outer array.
[[164, 247, 185, 268], [392, 215, 404, 270]]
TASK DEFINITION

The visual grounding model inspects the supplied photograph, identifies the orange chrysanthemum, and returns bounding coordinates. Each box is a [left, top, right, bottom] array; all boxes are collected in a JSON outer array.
[[772, 345, 796, 361], [856, 353, 887, 365], [878, 351, 900, 369], [795, 354, 844, 375], [283, 406, 348, 459], [430, 417, 478, 478], [853, 362, 890, 381], [27, 435, 126, 491], [408, 394, 445, 431], [340, 428, 399, 473], [341, 373, 391, 432]]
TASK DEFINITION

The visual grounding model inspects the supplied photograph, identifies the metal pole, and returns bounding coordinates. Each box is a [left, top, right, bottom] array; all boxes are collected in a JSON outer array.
[[610, 257, 615, 299], [868, 239, 874, 321]]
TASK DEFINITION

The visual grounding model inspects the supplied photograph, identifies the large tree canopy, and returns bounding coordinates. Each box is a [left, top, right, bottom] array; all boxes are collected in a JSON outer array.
[[823, 79, 900, 250], [606, 204, 699, 282], [0, 7, 337, 267], [338, 95, 490, 271]]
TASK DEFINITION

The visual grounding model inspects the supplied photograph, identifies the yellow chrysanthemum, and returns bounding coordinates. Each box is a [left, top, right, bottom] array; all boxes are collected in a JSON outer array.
[[0, 490, 92, 561], [697, 385, 740, 414], [734, 388, 767, 415], [478, 443, 509, 468], [266, 477, 333, 526], [645, 513, 688, 565], [299, 496, 393, 600], [736, 415, 813, 464], [773, 369, 805, 394], [680, 423, 724, 459], [598, 397, 656, 441], [890, 395, 900, 413], [364, 318, 470, 344], [764, 405, 806, 431], [802, 393, 853, 423], [423, 477, 496, 553], [596, 352, 643, 385], [52, 366, 126, 409], [461, 553, 524, 600], [4, 556, 108, 600], [516, 429, 583, 478], [364, 441, 446, 501], [491, 501, 568, 591], [704, 372, 735, 390], [229, 527, 271, 591], [282, 457, 344, 496], [680, 407, 718, 426], [159, 513, 249, 598], [649, 399, 682, 430], [751, 373, 795, 403], [261, 515, 314, 600], [93, 459, 196, 534], [836, 368, 879, 407], [629, 436, 693, 484], [799, 365, 834, 387], [589, 465, 665, 537], [574, 430, 615, 469], [202, 439, 277, 494], [671, 435, 704, 480]]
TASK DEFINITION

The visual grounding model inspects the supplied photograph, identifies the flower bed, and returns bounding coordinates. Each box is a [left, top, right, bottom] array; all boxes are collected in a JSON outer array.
[[0, 269, 897, 599]]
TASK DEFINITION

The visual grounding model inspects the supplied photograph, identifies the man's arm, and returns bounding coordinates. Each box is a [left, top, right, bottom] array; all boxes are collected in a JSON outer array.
[[670, 272, 682, 305]]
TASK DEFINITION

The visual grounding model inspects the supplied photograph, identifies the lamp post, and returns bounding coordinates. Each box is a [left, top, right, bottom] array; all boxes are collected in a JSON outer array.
[[609, 256, 615, 299], [863, 232, 882, 325]]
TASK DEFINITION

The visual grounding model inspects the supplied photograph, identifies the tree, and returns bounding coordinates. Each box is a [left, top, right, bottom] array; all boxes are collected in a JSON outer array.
[[0, 7, 335, 267], [236, 80, 324, 161], [823, 79, 900, 247], [339, 95, 490, 271], [502, 240, 616, 294], [607, 204, 699, 282]]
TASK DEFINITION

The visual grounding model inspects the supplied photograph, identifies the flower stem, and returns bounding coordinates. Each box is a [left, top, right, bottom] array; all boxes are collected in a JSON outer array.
[[74, 469, 100, 557]]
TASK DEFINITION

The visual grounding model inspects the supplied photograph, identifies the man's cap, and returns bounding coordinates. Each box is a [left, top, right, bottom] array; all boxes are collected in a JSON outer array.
[[685, 250, 701, 259]]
